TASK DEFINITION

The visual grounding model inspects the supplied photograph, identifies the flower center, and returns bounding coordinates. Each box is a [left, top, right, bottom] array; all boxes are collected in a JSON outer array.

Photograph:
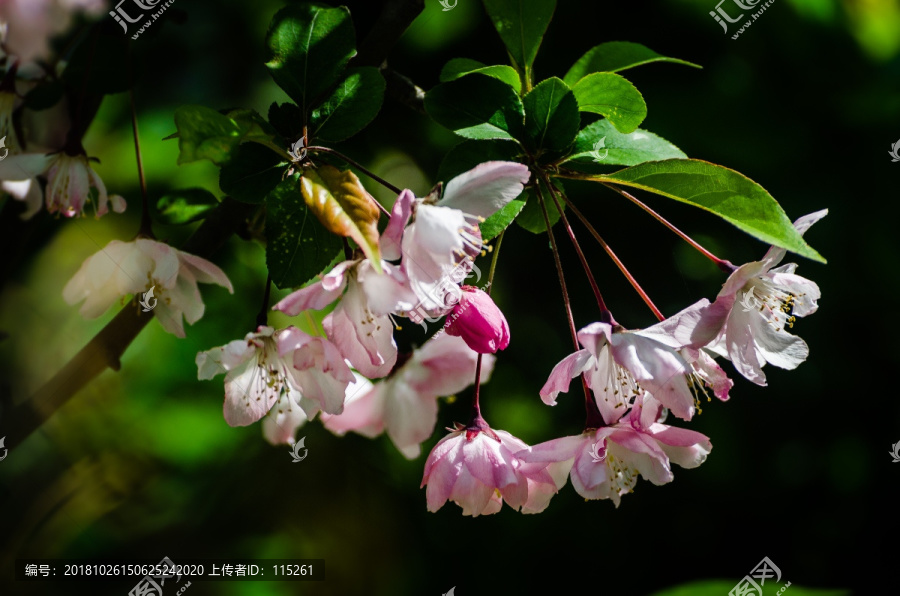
[[606, 447, 638, 495], [597, 345, 642, 412], [749, 280, 797, 331]]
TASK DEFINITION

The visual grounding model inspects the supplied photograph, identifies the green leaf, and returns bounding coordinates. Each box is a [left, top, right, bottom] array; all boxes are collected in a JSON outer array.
[[649, 580, 849, 596], [172, 106, 281, 166], [265, 3, 356, 114], [220, 143, 288, 204], [563, 119, 686, 172], [310, 67, 385, 143], [425, 74, 525, 141], [437, 139, 524, 182], [599, 159, 825, 262], [439, 58, 522, 93], [572, 73, 647, 134], [563, 41, 701, 86], [522, 77, 579, 153], [265, 175, 344, 290], [482, 0, 556, 84], [516, 182, 564, 234], [301, 166, 383, 271], [156, 189, 219, 225], [481, 199, 526, 241]]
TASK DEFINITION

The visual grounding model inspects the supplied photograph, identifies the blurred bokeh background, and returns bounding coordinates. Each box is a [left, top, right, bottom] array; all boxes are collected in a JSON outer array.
[[1, 0, 897, 594]]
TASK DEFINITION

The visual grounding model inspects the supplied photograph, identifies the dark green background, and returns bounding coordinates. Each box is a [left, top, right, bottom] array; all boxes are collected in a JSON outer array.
[[1, 0, 896, 594]]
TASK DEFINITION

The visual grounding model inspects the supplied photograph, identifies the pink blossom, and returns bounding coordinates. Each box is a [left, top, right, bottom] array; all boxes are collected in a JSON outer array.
[[196, 326, 316, 429], [0, 151, 126, 218], [398, 162, 529, 312], [688, 210, 826, 384], [63, 238, 233, 338], [541, 320, 696, 424], [322, 334, 493, 458], [277, 326, 356, 415], [518, 403, 711, 506], [421, 420, 560, 516], [444, 285, 510, 353]]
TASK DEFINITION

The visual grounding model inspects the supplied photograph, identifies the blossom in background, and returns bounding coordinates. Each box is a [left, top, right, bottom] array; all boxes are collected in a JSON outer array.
[[0, 0, 106, 63], [444, 285, 510, 354], [541, 319, 696, 424], [277, 326, 356, 415], [322, 334, 493, 458], [397, 162, 529, 312], [518, 400, 712, 506], [0, 150, 126, 218], [62, 237, 233, 337], [421, 420, 560, 516], [689, 210, 826, 385]]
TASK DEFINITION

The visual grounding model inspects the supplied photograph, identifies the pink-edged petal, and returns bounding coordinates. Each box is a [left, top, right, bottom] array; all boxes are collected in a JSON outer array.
[[262, 389, 308, 445], [748, 307, 809, 371], [380, 189, 414, 261], [276, 326, 314, 356], [637, 298, 724, 350], [272, 260, 353, 314], [761, 209, 828, 267], [358, 259, 418, 315], [450, 469, 495, 516], [540, 349, 593, 405], [575, 322, 613, 357], [321, 383, 386, 438], [178, 251, 234, 293], [437, 161, 530, 219], [383, 382, 439, 459], [323, 278, 397, 379], [221, 358, 278, 427], [195, 337, 256, 380], [610, 332, 695, 421], [647, 423, 712, 469]]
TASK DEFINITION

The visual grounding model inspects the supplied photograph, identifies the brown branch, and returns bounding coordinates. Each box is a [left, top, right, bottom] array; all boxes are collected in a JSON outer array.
[[0, 198, 256, 448]]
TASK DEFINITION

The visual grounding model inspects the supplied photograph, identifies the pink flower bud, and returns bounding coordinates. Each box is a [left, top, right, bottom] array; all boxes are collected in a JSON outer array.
[[444, 286, 510, 353]]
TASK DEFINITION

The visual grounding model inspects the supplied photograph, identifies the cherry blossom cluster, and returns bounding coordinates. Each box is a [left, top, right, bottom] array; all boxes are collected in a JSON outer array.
[[195, 163, 528, 452], [0, 2, 127, 220]]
